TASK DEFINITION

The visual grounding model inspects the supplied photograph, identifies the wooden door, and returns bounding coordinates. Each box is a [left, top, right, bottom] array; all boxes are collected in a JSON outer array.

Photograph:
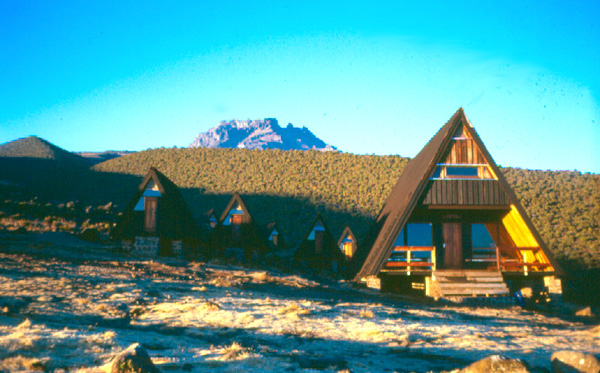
[[231, 214, 242, 243], [144, 197, 158, 233], [443, 222, 463, 269], [315, 231, 323, 254]]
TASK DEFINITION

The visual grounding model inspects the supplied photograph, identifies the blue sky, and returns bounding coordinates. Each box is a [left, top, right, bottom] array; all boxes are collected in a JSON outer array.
[[1, 1, 599, 173]]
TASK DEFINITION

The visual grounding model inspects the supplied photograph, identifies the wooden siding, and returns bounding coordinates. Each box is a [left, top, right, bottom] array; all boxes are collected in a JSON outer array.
[[422, 180, 510, 206], [443, 138, 485, 164]]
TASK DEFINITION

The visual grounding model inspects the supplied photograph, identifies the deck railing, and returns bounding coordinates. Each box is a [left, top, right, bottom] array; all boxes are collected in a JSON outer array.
[[384, 246, 436, 274], [497, 246, 551, 274], [383, 246, 551, 275]]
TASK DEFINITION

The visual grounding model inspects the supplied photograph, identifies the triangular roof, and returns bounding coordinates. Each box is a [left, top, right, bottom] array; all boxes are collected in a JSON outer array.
[[352, 108, 562, 280], [218, 192, 255, 224], [112, 167, 200, 240], [296, 212, 344, 261], [337, 226, 357, 247], [263, 222, 279, 240], [300, 212, 333, 243]]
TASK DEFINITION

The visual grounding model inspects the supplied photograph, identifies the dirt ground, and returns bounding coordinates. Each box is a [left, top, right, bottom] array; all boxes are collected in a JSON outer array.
[[0, 233, 599, 372]]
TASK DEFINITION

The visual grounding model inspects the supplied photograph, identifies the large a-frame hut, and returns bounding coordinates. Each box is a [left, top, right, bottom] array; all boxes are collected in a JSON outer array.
[[295, 212, 345, 272], [352, 109, 562, 298], [112, 167, 201, 257], [338, 226, 358, 262], [210, 192, 268, 261]]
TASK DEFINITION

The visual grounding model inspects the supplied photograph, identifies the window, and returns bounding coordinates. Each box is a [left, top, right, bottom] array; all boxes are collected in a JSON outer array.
[[393, 223, 433, 247], [471, 224, 496, 248], [431, 164, 493, 180], [446, 166, 478, 178]]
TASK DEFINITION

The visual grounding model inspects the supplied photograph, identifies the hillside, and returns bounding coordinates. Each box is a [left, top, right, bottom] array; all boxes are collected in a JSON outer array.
[[0, 136, 89, 166], [190, 118, 336, 151], [76, 150, 135, 165], [93, 147, 600, 271]]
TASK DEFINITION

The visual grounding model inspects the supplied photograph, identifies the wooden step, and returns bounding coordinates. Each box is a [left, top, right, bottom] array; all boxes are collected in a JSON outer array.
[[434, 270, 503, 277], [431, 270, 509, 297]]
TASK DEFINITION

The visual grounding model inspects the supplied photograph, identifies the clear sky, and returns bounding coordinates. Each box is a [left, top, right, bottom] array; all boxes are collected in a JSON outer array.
[[1, 1, 599, 173]]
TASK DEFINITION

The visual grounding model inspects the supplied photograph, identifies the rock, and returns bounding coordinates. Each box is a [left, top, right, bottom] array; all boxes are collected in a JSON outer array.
[[78, 228, 100, 242], [110, 343, 159, 373], [458, 355, 529, 372], [551, 351, 600, 373], [575, 307, 596, 318], [99, 202, 113, 211]]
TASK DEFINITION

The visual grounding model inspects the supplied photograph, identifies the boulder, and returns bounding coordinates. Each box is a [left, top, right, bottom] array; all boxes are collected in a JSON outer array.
[[458, 355, 529, 372], [551, 351, 600, 373], [78, 228, 100, 242], [575, 307, 596, 318], [111, 343, 159, 373]]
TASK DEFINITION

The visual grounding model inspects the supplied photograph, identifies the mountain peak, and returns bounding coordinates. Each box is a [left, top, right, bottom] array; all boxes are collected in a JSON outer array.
[[189, 118, 336, 151], [0, 136, 88, 165]]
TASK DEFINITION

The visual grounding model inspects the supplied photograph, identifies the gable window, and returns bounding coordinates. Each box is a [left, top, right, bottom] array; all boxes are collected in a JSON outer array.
[[432, 164, 493, 180]]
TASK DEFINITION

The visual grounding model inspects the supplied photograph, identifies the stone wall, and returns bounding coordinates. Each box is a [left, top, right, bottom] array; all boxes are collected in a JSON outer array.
[[121, 240, 133, 253], [545, 276, 562, 294], [131, 236, 160, 258], [172, 240, 183, 257]]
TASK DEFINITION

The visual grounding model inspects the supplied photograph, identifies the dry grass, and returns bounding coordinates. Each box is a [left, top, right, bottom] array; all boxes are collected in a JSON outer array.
[[277, 302, 311, 317], [200, 301, 221, 311], [0, 356, 48, 372], [210, 277, 233, 288]]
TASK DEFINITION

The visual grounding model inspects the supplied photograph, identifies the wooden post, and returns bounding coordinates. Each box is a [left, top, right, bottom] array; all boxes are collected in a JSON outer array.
[[495, 245, 501, 271], [496, 221, 501, 271]]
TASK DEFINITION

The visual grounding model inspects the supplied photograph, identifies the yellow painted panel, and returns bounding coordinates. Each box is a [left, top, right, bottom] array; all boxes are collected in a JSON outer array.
[[502, 205, 551, 266], [502, 205, 538, 247]]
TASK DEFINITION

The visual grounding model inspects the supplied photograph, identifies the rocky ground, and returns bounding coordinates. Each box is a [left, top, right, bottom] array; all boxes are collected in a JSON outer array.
[[0, 233, 599, 373]]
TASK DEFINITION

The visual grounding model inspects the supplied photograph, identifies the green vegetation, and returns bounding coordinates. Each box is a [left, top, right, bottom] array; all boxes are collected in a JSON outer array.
[[1, 144, 598, 278], [92, 147, 599, 269]]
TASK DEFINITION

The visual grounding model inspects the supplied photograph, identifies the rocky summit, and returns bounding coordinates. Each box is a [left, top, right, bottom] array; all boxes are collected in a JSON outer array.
[[189, 118, 336, 151]]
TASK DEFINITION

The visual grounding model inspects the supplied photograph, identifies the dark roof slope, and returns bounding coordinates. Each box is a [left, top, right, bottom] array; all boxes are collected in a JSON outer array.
[[351, 108, 562, 280]]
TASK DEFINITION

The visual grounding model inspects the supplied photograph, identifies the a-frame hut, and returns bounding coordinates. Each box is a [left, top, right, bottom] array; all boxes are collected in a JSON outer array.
[[352, 109, 562, 298], [112, 167, 201, 258], [295, 212, 344, 272], [263, 222, 288, 251], [210, 192, 268, 261], [203, 209, 219, 231], [338, 226, 358, 262]]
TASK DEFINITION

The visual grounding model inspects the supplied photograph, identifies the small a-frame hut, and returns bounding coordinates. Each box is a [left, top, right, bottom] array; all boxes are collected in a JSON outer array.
[[295, 212, 344, 272], [112, 167, 201, 257], [263, 222, 288, 251], [203, 209, 219, 231], [338, 226, 358, 262], [352, 109, 562, 297], [210, 192, 268, 261]]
